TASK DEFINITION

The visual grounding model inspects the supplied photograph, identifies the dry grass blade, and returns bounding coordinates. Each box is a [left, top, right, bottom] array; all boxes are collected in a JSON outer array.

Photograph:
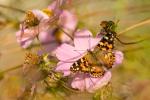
[[118, 19, 150, 35], [0, 4, 25, 13]]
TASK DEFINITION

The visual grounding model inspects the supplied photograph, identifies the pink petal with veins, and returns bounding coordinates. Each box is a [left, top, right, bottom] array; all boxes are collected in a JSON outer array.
[[71, 74, 86, 92], [85, 71, 111, 93], [32, 10, 49, 21], [55, 61, 73, 76], [16, 29, 36, 48], [74, 29, 101, 51], [59, 10, 77, 32], [55, 43, 83, 61], [38, 29, 60, 53], [71, 71, 111, 93], [59, 10, 78, 43]]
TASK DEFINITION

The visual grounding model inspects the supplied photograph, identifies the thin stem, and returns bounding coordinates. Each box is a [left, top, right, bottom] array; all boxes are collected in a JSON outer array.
[[122, 46, 145, 53], [56, 24, 74, 40], [0, 4, 25, 13], [118, 19, 150, 35], [0, 64, 22, 74]]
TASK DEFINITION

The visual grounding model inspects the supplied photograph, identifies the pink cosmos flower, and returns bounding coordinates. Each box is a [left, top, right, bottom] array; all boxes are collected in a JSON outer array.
[[55, 29, 124, 92], [38, 10, 78, 53], [16, 9, 50, 48], [16, 0, 78, 50]]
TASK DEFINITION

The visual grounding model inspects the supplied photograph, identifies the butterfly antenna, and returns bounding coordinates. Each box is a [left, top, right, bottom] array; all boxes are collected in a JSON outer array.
[[115, 36, 144, 45]]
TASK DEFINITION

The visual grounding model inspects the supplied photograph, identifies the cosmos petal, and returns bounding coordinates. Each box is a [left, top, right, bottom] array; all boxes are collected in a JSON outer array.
[[55, 43, 83, 62], [32, 10, 50, 33], [59, 10, 77, 42], [48, 0, 59, 11], [71, 71, 111, 93], [74, 29, 101, 51], [47, 0, 63, 15], [85, 71, 112, 93], [59, 10, 77, 33], [113, 50, 124, 66], [16, 30, 35, 48], [38, 29, 55, 43], [38, 29, 60, 53], [71, 74, 86, 91], [55, 61, 73, 76], [32, 10, 49, 21], [19, 38, 33, 48]]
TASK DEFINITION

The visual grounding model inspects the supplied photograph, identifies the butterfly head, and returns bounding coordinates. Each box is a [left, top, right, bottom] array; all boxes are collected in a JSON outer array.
[[100, 20, 117, 32]]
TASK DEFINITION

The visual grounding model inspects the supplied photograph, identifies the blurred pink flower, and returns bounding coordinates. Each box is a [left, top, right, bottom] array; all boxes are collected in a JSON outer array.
[[55, 29, 113, 92], [16, 9, 50, 48], [16, 1, 78, 50], [38, 10, 78, 53]]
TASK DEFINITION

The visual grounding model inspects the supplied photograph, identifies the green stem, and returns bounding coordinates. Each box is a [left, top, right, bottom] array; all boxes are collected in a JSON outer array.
[[56, 24, 74, 40], [0, 64, 22, 74], [50, 72, 82, 93]]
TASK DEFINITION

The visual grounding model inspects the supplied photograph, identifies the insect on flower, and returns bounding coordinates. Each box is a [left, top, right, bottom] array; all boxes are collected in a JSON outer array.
[[17, 1, 77, 49], [55, 29, 123, 92], [69, 21, 127, 77], [94, 20, 144, 69], [69, 49, 122, 78]]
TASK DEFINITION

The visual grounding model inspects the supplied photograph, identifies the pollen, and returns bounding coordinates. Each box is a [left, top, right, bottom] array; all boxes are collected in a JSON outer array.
[[25, 10, 39, 27], [54, 29, 63, 43], [42, 9, 53, 17], [24, 52, 41, 65]]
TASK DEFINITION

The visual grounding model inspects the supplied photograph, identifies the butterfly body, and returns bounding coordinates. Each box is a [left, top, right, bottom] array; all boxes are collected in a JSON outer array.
[[95, 21, 117, 69], [70, 55, 105, 78], [97, 21, 117, 51]]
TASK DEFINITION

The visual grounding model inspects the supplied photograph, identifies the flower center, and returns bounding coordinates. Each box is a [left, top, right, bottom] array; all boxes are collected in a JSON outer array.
[[24, 11, 40, 28], [24, 52, 42, 65], [42, 9, 53, 17]]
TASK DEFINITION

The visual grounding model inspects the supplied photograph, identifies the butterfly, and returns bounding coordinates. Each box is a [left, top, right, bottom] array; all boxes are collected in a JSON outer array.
[[70, 20, 143, 78], [95, 20, 143, 68]]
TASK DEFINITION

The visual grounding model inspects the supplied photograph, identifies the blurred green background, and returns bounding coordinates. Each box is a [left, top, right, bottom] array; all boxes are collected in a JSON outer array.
[[0, 0, 150, 100]]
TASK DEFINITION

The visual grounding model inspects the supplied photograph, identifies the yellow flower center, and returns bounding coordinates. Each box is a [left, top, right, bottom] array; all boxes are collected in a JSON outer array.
[[54, 28, 63, 43], [42, 9, 53, 17], [25, 10, 40, 27]]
